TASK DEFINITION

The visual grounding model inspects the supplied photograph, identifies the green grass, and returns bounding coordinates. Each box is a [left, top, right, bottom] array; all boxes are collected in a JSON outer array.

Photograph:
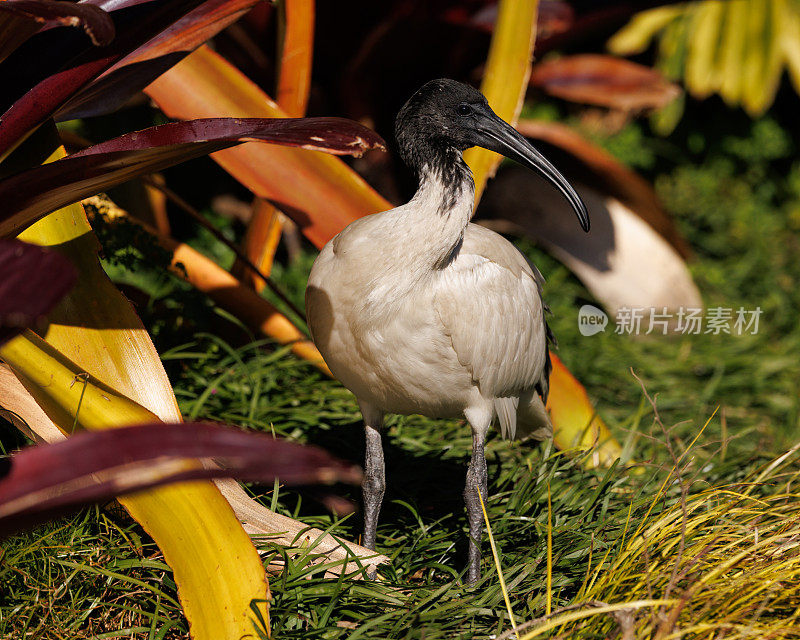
[[2, 104, 800, 638]]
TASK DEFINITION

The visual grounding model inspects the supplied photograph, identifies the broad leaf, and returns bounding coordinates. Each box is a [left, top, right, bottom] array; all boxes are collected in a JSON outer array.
[[0, 0, 207, 161], [0, 239, 76, 344], [529, 54, 681, 111], [0, 421, 359, 537], [0, 0, 113, 63], [58, 0, 261, 120], [463, 0, 539, 203], [547, 354, 622, 467], [145, 45, 392, 249], [517, 119, 691, 258], [0, 117, 385, 237], [2, 329, 272, 638], [480, 170, 702, 315], [11, 133, 271, 639]]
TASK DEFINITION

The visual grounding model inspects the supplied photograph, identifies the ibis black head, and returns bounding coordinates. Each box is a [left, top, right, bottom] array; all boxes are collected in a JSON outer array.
[[395, 78, 590, 232]]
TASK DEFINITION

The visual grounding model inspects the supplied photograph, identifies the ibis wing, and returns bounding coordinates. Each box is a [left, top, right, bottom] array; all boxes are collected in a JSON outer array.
[[433, 224, 550, 402]]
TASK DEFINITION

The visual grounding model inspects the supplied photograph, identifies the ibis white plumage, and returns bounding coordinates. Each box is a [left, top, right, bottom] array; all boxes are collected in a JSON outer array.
[[306, 79, 590, 583]]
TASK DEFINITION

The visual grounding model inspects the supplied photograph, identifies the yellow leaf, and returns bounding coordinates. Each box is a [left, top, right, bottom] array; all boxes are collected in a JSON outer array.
[[686, 1, 724, 97], [1, 331, 270, 639], [741, 0, 784, 115], [780, 0, 800, 92], [607, 7, 683, 56], [717, 0, 749, 105], [464, 0, 539, 204], [9, 131, 270, 639]]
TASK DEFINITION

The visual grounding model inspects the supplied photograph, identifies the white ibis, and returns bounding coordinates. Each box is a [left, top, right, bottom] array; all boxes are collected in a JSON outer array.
[[306, 79, 589, 583]]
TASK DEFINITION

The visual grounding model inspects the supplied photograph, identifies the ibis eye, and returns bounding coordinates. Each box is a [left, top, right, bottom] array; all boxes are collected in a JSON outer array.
[[457, 103, 472, 116]]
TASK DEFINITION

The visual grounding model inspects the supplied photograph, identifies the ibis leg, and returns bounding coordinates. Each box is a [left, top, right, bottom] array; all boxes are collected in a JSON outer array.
[[464, 426, 488, 585], [360, 403, 385, 551]]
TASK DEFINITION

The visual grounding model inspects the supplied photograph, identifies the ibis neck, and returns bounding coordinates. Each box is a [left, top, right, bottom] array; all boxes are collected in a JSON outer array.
[[403, 156, 475, 270]]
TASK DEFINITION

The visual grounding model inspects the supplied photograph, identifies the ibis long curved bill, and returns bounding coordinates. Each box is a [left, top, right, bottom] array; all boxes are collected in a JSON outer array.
[[474, 114, 590, 232]]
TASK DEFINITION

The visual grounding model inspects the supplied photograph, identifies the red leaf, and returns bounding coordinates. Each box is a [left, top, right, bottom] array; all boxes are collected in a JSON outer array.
[[58, 0, 261, 120], [0, 0, 113, 62], [0, 0, 208, 162], [0, 240, 76, 344], [0, 117, 386, 238], [530, 54, 681, 111], [441, 0, 573, 38], [0, 422, 361, 536]]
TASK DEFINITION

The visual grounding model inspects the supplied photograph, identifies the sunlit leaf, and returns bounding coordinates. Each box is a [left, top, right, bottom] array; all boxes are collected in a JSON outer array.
[[547, 354, 622, 467], [463, 0, 539, 203], [480, 170, 702, 316], [145, 44, 392, 249], [0, 117, 385, 238], [11, 132, 271, 639], [276, 0, 314, 117], [609, 0, 800, 117]]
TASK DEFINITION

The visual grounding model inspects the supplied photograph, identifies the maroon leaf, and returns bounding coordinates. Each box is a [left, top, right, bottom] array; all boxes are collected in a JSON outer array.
[[0, 0, 208, 162], [0, 0, 113, 62], [529, 54, 681, 111], [58, 0, 260, 120], [0, 240, 77, 344], [0, 422, 362, 536], [0, 117, 386, 238], [56, 53, 188, 120], [441, 0, 573, 37]]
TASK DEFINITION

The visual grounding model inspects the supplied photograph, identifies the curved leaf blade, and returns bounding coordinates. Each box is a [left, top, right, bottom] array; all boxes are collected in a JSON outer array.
[[0, 421, 360, 537], [13, 136, 271, 640], [58, 0, 261, 119], [0, 0, 113, 62], [0, 0, 206, 162], [463, 0, 539, 203], [145, 45, 392, 249], [529, 54, 681, 111], [516, 119, 691, 258], [547, 354, 622, 467], [1, 330, 272, 639], [0, 117, 385, 238]]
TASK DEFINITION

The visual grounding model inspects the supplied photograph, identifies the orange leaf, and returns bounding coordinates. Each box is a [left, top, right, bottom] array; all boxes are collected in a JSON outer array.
[[276, 0, 314, 117], [546, 353, 622, 467], [233, 198, 284, 289], [145, 45, 391, 249]]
